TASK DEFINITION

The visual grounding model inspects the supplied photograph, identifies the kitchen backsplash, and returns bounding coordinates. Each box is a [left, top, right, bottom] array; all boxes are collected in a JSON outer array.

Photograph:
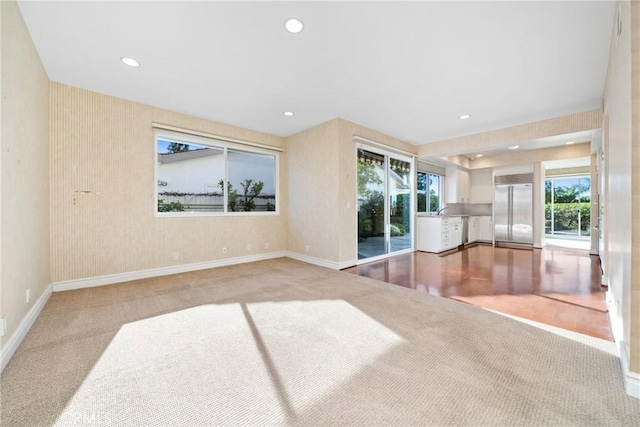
[[445, 203, 493, 216]]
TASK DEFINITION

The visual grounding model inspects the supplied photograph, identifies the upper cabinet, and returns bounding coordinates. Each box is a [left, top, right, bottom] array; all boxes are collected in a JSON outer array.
[[445, 167, 494, 204], [446, 167, 495, 204], [445, 166, 470, 203], [470, 169, 493, 203]]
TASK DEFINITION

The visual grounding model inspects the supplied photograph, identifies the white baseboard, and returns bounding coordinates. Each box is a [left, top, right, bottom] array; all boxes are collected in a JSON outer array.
[[338, 259, 358, 270], [608, 292, 622, 345], [5, 252, 294, 372], [602, 275, 609, 286], [285, 251, 342, 270], [619, 344, 640, 399], [52, 251, 287, 292], [1, 285, 52, 373], [607, 294, 640, 399]]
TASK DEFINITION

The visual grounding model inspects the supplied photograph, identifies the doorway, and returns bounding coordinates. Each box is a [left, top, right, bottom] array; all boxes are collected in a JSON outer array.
[[357, 147, 413, 261], [545, 175, 591, 249]]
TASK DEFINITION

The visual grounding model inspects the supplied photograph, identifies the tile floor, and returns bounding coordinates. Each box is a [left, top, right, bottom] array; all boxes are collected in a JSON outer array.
[[344, 244, 612, 341]]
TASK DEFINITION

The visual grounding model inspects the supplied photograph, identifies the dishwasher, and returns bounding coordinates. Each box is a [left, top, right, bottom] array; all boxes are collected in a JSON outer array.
[[461, 216, 469, 245]]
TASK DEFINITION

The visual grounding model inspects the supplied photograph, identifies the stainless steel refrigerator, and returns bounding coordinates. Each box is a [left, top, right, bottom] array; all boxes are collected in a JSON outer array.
[[494, 174, 533, 245]]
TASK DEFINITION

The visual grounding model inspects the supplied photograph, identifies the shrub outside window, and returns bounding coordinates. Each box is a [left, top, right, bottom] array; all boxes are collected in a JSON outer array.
[[156, 132, 278, 215], [417, 171, 442, 213]]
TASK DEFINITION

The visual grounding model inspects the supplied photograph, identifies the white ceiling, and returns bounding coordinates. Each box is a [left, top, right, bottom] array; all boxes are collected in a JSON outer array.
[[18, 1, 615, 146]]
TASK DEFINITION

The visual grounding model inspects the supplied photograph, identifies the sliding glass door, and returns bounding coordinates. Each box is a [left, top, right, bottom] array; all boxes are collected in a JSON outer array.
[[389, 158, 412, 252], [545, 176, 591, 238], [357, 147, 413, 261]]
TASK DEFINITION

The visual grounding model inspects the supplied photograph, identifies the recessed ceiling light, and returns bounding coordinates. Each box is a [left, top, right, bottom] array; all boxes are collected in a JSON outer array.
[[284, 18, 304, 34], [120, 57, 140, 67], [475, 154, 483, 158], [508, 145, 519, 150], [566, 141, 575, 145], [459, 114, 471, 120], [283, 111, 294, 117]]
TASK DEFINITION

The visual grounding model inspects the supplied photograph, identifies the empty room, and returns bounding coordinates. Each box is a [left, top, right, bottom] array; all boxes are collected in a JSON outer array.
[[1, 1, 639, 425]]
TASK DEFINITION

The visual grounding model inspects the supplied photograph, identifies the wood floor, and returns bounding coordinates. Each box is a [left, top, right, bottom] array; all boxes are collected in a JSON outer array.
[[344, 244, 612, 341]]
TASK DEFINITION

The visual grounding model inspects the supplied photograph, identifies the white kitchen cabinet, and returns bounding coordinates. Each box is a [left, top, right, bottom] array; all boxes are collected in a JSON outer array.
[[468, 216, 479, 243], [460, 170, 470, 202], [416, 216, 442, 252], [416, 215, 463, 253], [468, 215, 493, 243], [479, 216, 494, 242], [470, 169, 493, 203], [451, 221, 463, 247], [445, 167, 471, 203]]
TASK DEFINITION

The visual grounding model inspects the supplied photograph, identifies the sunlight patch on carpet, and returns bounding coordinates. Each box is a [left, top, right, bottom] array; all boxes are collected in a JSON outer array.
[[54, 300, 403, 425]]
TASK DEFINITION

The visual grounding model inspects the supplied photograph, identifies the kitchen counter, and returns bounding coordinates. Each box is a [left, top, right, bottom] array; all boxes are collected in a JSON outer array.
[[416, 215, 463, 253], [415, 213, 468, 218], [416, 213, 494, 249]]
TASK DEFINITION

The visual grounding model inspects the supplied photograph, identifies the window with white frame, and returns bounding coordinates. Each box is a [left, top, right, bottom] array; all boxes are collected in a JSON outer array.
[[156, 131, 278, 214], [417, 171, 443, 213]]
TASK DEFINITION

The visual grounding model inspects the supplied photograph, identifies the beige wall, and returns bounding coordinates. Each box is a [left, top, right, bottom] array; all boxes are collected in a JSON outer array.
[[418, 109, 601, 158], [286, 118, 417, 267], [286, 119, 341, 262], [50, 83, 287, 283], [603, 0, 639, 375], [469, 143, 591, 170], [544, 166, 590, 177], [630, 0, 640, 373], [1, 0, 50, 347], [1, 0, 3, 344], [417, 160, 446, 176]]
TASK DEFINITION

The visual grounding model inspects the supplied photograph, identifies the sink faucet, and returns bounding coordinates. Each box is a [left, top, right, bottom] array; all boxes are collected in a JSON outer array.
[[436, 205, 448, 215]]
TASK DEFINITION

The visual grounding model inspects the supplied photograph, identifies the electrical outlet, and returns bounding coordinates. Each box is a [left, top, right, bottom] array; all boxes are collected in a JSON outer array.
[[1, 315, 7, 337], [173, 251, 180, 261], [264, 242, 269, 250], [305, 245, 310, 252], [26, 288, 30, 304], [222, 247, 227, 254], [246, 244, 252, 252]]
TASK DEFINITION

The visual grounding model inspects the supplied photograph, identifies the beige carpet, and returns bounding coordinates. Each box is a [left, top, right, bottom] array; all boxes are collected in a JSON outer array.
[[1, 258, 639, 426]]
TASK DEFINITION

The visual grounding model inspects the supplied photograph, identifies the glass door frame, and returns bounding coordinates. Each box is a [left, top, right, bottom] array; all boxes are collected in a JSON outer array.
[[545, 174, 591, 239], [355, 141, 415, 265]]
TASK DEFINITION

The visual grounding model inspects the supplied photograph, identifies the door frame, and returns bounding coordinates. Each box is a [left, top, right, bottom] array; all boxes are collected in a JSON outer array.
[[355, 140, 415, 264]]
